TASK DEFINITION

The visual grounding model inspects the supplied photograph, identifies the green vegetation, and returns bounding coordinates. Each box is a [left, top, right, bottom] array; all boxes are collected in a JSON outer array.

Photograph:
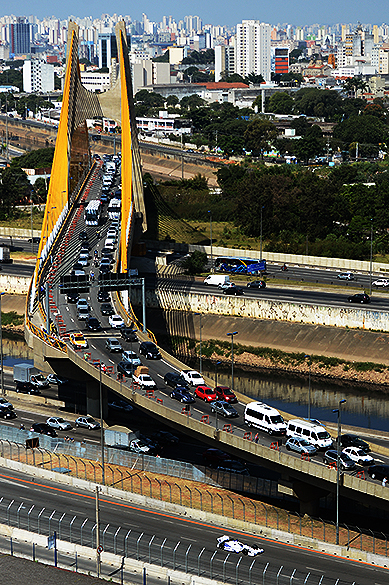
[[1, 311, 23, 327], [181, 250, 208, 274]]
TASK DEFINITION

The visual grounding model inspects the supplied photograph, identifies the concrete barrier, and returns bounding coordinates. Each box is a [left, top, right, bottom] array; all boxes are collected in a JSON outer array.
[[1, 457, 388, 568], [0, 274, 31, 295], [131, 287, 389, 333]]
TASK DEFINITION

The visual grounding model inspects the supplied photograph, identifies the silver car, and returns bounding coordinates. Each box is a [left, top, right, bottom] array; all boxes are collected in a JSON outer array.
[[75, 416, 100, 430], [46, 416, 72, 431], [285, 437, 317, 455]]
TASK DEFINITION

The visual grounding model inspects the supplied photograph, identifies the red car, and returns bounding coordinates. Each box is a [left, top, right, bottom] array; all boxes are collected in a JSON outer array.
[[195, 385, 217, 402], [215, 386, 237, 403]]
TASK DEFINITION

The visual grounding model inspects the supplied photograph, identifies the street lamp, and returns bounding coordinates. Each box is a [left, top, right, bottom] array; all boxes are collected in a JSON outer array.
[[305, 354, 311, 420], [215, 360, 222, 388], [195, 312, 203, 375], [369, 219, 373, 296], [227, 331, 238, 392], [260, 205, 264, 261], [333, 398, 346, 545], [99, 365, 105, 486], [0, 292, 5, 396], [208, 210, 213, 273]]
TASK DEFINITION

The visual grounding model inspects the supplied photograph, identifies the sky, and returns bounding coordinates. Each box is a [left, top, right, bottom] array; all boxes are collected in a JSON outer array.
[[4, 0, 389, 27]]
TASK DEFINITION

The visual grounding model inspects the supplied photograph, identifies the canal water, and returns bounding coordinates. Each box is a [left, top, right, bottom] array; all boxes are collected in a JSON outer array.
[[202, 363, 389, 433], [4, 333, 388, 433]]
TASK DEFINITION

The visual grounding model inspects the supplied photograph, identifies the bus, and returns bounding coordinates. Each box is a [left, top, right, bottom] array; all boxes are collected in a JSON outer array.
[[84, 200, 101, 226], [214, 256, 266, 274], [108, 198, 121, 220]]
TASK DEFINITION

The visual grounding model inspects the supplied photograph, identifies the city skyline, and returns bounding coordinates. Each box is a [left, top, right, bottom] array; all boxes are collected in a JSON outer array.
[[4, 1, 389, 28]]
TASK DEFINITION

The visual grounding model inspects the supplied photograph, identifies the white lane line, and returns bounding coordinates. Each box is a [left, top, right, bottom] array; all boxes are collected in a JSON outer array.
[[91, 344, 97, 350], [157, 374, 164, 380], [162, 359, 178, 370], [70, 318, 74, 323], [194, 409, 203, 414], [85, 439, 99, 443], [109, 359, 114, 364], [66, 307, 69, 311]]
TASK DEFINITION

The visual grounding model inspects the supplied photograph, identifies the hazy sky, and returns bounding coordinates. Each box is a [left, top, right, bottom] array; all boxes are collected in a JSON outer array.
[[5, 1, 389, 27]]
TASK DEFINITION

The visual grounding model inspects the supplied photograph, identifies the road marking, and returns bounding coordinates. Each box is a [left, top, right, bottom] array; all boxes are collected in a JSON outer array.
[[162, 360, 178, 370], [109, 359, 114, 364], [70, 318, 74, 323], [91, 345, 96, 350], [157, 374, 164, 380], [66, 307, 69, 311]]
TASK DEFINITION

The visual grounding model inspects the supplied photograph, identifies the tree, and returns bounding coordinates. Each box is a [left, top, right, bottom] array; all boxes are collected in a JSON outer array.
[[153, 51, 169, 62], [294, 125, 324, 163], [267, 92, 294, 114], [180, 95, 205, 110], [245, 72, 264, 85], [342, 77, 367, 98], [244, 118, 278, 158], [181, 250, 208, 274], [333, 115, 388, 146], [166, 95, 179, 107], [293, 88, 343, 121]]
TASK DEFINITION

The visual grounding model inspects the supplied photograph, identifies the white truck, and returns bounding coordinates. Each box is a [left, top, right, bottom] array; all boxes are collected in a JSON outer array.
[[204, 274, 230, 286], [180, 369, 205, 387], [132, 366, 157, 389], [13, 363, 49, 389], [0, 246, 12, 264], [104, 425, 151, 454]]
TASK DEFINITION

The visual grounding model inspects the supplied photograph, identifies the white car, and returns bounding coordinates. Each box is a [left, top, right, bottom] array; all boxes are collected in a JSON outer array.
[[75, 416, 100, 430], [109, 314, 125, 328], [217, 536, 264, 556], [372, 279, 389, 287], [132, 373, 157, 388], [46, 416, 72, 431], [342, 447, 374, 466], [122, 350, 142, 366], [76, 298, 89, 311], [180, 369, 205, 386]]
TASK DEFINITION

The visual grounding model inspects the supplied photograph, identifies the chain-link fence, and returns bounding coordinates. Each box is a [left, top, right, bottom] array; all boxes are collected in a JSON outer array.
[[0, 496, 359, 585], [0, 438, 388, 558]]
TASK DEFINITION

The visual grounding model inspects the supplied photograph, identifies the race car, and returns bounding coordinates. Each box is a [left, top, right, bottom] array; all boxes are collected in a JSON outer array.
[[70, 332, 88, 350], [216, 535, 264, 556]]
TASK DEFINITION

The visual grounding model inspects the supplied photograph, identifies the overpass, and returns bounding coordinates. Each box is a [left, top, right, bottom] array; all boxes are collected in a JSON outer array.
[[23, 22, 389, 517]]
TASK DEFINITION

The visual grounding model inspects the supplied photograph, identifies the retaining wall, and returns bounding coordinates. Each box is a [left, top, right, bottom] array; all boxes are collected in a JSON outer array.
[[0, 274, 31, 295]]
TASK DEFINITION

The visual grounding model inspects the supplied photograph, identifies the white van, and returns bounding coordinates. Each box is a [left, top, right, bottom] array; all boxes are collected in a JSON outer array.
[[286, 419, 333, 450], [204, 274, 230, 286], [244, 402, 287, 436]]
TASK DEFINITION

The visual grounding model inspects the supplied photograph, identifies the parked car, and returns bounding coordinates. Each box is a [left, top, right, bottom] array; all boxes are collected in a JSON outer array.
[[120, 327, 138, 342], [337, 272, 354, 281], [348, 293, 370, 304], [368, 464, 389, 481], [169, 386, 195, 403], [285, 437, 317, 455], [86, 317, 102, 331], [75, 416, 100, 430], [372, 279, 389, 287], [195, 385, 217, 402], [246, 280, 266, 289], [100, 302, 114, 316], [139, 341, 161, 359], [215, 386, 237, 403], [340, 434, 370, 452], [30, 422, 57, 437], [105, 337, 123, 352], [109, 314, 125, 328], [210, 400, 239, 418], [323, 449, 356, 471], [97, 290, 110, 302], [223, 286, 244, 296], [164, 371, 189, 389], [15, 381, 40, 395], [46, 417, 72, 431], [117, 361, 136, 377], [342, 447, 374, 466]]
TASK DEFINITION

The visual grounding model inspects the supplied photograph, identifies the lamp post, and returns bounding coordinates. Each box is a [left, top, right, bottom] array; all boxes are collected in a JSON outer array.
[[99, 365, 105, 486], [214, 360, 221, 389], [30, 193, 34, 254], [195, 313, 203, 375], [260, 205, 264, 261], [208, 210, 213, 273], [369, 219, 373, 296], [305, 354, 311, 420], [227, 331, 238, 392], [333, 398, 346, 545], [0, 292, 5, 396]]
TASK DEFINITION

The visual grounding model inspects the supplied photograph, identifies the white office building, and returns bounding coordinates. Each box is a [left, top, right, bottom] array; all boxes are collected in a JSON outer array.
[[23, 59, 54, 93], [236, 20, 271, 81]]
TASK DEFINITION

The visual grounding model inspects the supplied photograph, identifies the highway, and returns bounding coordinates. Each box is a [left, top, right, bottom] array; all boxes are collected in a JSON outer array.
[[0, 466, 386, 585]]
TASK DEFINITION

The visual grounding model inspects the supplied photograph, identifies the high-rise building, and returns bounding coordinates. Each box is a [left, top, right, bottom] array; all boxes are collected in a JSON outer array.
[[274, 46, 289, 76], [98, 31, 130, 69], [23, 59, 54, 93], [235, 20, 271, 81], [215, 45, 235, 81], [9, 19, 30, 55]]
